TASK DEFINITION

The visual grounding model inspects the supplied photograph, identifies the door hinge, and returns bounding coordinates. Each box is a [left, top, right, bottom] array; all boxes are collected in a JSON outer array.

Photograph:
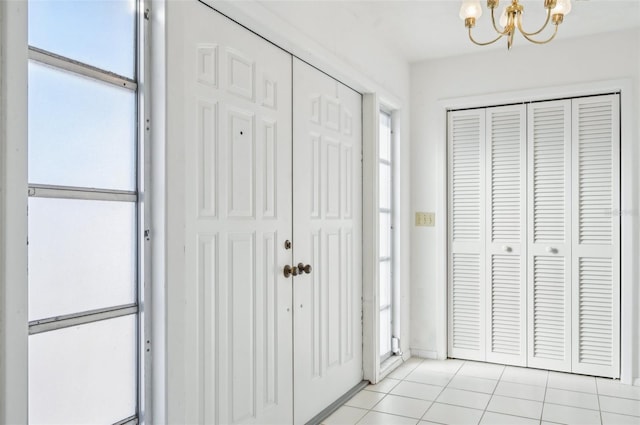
[[144, 229, 151, 241]]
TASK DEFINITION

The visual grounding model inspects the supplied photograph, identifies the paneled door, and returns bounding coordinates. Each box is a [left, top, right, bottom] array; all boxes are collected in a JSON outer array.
[[182, 2, 294, 423], [292, 59, 363, 423]]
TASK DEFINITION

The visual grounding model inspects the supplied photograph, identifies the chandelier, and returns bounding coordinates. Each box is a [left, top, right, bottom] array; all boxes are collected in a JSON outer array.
[[459, 0, 572, 49]]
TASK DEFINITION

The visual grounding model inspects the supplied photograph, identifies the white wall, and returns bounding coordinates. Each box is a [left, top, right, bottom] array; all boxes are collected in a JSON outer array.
[[161, 0, 412, 421], [410, 29, 640, 382]]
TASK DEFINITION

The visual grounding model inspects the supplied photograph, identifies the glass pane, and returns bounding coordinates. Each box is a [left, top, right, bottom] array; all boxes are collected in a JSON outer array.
[[379, 163, 391, 210], [380, 260, 391, 308], [29, 0, 136, 78], [379, 308, 391, 357], [29, 315, 136, 424], [29, 61, 136, 190], [379, 212, 391, 258], [379, 111, 391, 162], [28, 197, 136, 320]]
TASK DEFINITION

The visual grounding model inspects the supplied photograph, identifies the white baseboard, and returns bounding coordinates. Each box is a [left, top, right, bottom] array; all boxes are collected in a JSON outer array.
[[410, 348, 440, 360]]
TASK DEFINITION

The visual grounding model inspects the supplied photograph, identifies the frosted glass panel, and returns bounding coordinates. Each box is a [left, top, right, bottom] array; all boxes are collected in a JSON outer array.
[[379, 111, 391, 162], [29, 315, 136, 424], [380, 308, 391, 356], [28, 197, 136, 320], [29, 0, 136, 78], [379, 163, 391, 210], [29, 62, 136, 190], [379, 212, 391, 258], [380, 260, 391, 308]]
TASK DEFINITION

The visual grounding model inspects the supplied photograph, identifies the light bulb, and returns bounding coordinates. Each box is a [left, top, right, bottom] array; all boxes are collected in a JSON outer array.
[[459, 0, 483, 20], [499, 6, 508, 28], [551, 0, 572, 16]]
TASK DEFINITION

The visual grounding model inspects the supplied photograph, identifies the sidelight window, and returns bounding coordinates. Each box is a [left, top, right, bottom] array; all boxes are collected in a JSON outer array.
[[27, 0, 143, 423]]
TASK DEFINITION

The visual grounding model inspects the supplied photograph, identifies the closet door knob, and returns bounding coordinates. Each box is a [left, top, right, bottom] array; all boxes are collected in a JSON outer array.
[[546, 246, 558, 254], [297, 263, 312, 274], [502, 245, 512, 253]]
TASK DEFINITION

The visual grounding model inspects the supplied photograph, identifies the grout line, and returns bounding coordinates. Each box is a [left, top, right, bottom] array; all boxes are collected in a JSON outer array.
[[540, 368, 551, 424], [595, 378, 603, 425], [477, 363, 507, 425], [417, 360, 466, 421]]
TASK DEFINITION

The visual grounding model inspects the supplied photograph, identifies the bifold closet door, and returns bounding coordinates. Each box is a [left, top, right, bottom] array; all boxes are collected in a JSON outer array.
[[292, 58, 363, 424], [571, 95, 620, 378], [180, 2, 294, 423], [485, 105, 527, 366], [448, 109, 486, 361], [527, 100, 572, 372]]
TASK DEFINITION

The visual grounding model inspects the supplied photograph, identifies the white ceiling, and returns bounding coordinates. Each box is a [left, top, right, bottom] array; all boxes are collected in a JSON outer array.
[[258, 0, 640, 62]]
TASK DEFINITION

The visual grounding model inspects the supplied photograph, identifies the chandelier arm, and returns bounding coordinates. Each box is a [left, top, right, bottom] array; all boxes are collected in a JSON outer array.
[[519, 22, 559, 44], [517, 7, 552, 37], [468, 27, 504, 46], [490, 7, 512, 36]]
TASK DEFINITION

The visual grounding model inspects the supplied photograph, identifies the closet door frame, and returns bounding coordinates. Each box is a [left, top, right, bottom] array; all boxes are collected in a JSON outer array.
[[441, 82, 633, 383]]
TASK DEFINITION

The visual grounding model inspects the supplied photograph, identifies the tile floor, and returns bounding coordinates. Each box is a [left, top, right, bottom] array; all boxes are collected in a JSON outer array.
[[323, 358, 640, 425]]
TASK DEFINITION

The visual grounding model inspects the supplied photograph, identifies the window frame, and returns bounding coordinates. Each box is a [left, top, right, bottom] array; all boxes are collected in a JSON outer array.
[[25, 0, 149, 423], [378, 109, 394, 363]]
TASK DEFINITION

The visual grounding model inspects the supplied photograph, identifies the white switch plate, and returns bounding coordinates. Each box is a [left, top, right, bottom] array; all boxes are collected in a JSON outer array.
[[415, 212, 435, 227]]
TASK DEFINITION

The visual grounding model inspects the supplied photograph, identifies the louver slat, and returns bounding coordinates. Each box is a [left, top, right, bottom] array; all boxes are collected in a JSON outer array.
[[578, 258, 613, 366], [577, 101, 613, 245], [490, 111, 521, 243], [532, 106, 566, 243], [533, 256, 566, 361], [451, 114, 482, 241], [452, 254, 481, 351], [491, 255, 521, 355]]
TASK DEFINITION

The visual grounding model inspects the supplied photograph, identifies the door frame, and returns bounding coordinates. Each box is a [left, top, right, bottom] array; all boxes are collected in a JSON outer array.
[[194, 0, 409, 384], [437, 79, 636, 384]]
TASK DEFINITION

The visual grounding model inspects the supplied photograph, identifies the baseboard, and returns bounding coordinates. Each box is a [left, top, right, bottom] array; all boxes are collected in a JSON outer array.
[[410, 348, 439, 360]]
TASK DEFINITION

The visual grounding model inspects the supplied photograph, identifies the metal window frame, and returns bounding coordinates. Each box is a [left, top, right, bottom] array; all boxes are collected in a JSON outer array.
[[378, 110, 394, 362], [26, 1, 149, 423]]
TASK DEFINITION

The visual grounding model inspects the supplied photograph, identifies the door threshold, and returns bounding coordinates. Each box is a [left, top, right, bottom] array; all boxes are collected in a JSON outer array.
[[305, 380, 369, 425]]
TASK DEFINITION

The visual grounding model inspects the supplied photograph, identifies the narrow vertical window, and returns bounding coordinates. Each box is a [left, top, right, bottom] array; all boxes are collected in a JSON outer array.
[[379, 110, 394, 361], [27, 0, 141, 423]]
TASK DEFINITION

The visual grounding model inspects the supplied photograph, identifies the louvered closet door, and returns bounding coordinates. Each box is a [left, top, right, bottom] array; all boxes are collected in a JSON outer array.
[[527, 100, 572, 372], [485, 105, 527, 366], [448, 109, 486, 361], [571, 95, 620, 378]]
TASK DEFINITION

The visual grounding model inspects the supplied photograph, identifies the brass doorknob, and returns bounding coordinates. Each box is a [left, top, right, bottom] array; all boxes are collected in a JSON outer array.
[[284, 265, 298, 278], [297, 263, 312, 274]]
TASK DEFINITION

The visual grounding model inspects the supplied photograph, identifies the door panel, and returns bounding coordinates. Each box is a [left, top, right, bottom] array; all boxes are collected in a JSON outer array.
[[182, 2, 293, 423], [448, 109, 486, 361], [292, 59, 363, 424], [571, 95, 620, 378], [527, 100, 572, 372], [485, 105, 527, 366]]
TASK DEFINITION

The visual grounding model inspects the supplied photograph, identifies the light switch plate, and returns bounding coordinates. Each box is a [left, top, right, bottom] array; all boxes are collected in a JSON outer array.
[[415, 212, 435, 227]]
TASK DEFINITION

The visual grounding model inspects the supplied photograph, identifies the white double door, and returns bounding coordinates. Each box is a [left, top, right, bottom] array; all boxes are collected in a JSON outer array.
[[448, 96, 620, 378], [178, 2, 362, 423]]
